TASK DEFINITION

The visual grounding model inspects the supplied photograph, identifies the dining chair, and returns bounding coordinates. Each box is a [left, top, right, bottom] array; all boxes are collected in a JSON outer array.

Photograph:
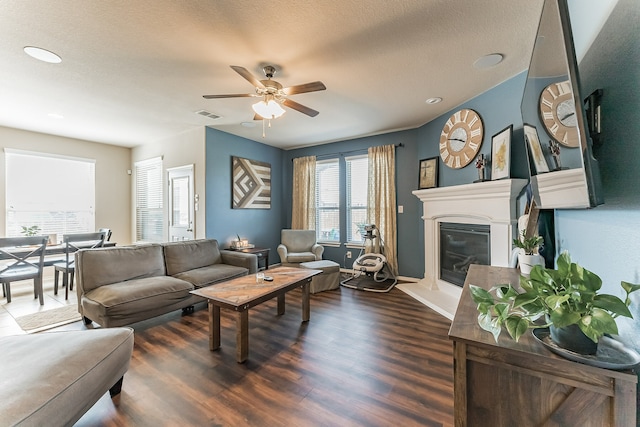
[[53, 232, 106, 300], [0, 236, 48, 305], [98, 228, 112, 241]]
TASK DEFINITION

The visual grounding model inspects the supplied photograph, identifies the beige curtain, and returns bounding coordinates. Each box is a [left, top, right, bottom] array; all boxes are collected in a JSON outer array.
[[367, 145, 398, 275], [291, 156, 316, 230]]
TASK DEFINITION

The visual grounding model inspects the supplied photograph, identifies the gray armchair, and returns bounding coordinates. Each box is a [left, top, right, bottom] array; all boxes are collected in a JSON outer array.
[[277, 229, 324, 266]]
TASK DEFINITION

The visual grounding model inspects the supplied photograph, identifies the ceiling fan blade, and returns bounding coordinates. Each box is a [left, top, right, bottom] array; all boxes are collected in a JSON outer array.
[[282, 81, 326, 95], [253, 114, 263, 120], [203, 93, 254, 99], [230, 65, 265, 89], [283, 99, 320, 117]]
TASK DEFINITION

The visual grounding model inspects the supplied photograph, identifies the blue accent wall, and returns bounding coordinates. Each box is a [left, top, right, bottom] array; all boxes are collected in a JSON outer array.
[[205, 127, 284, 259], [416, 72, 531, 187]]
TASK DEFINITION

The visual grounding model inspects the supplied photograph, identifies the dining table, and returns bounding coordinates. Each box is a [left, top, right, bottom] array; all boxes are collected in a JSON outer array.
[[0, 241, 116, 265]]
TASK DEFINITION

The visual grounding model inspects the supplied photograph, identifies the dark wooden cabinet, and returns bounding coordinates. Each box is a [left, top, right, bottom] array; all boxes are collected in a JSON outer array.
[[449, 265, 637, 427], [226, 247, 270, 271]]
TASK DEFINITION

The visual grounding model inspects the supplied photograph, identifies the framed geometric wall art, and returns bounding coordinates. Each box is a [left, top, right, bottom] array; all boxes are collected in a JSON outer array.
[[231, 156, 271, 209]]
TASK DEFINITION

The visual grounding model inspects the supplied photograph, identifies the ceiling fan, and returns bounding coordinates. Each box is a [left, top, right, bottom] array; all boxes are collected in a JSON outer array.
[[203, 65, 326, 119]]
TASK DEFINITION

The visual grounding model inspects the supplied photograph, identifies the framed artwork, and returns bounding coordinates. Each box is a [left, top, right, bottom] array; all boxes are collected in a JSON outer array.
[[418, 157, 439, 189], [523, 124, 550, 174], [491, 125, 512, 180], [232, 156, 271, 209]]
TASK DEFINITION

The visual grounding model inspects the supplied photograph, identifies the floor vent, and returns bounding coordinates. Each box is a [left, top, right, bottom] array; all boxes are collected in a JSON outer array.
[[195, 110, 221, 120]]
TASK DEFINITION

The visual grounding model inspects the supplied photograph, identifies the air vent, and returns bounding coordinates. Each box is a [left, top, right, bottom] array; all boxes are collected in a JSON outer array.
[[195, 110, 221, 120]]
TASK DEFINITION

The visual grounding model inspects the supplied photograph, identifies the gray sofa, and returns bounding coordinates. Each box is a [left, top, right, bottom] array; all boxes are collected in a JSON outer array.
[[1, 327, 134, 427], [75, 239, 257, 327]]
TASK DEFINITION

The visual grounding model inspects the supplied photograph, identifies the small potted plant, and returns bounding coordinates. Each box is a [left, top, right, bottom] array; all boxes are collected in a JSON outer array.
[[20, 225, 41, 236], [470, 251, 640, 354], [513, 230, 544, 274]]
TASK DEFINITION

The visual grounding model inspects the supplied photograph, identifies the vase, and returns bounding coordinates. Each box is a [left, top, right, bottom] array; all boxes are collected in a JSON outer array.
[[549, 324, 598, 355], [518, 253, 544, 275]]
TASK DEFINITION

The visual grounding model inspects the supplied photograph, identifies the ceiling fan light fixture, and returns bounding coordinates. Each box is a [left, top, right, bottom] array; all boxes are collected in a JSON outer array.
[[24, 46, 62, 63], [252, 98, 285, 119]]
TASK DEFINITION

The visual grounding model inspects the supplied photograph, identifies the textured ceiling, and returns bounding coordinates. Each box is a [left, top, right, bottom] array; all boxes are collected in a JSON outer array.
[[0, 0, 545, 149]]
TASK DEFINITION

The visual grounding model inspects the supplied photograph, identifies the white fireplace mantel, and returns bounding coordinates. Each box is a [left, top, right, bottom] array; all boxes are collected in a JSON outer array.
[[399, 179, 527, 320]]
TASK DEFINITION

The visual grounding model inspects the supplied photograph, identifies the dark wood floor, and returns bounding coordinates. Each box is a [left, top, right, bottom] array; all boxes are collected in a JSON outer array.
[[75, 286, 454, 426]]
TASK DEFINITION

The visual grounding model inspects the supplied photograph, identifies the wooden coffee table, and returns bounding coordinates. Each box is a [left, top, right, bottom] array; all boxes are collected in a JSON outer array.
[[190, 266, 320, 363]]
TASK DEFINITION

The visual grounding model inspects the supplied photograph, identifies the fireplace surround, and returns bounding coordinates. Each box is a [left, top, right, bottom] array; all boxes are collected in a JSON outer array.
[[399, 179, 527, 319]]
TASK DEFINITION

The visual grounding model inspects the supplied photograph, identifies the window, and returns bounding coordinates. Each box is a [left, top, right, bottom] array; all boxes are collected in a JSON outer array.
[[135, 157, 163, 242], [315, 158, 339, 243], [5, 149, 95, 237], [346, 155, 369, 243]]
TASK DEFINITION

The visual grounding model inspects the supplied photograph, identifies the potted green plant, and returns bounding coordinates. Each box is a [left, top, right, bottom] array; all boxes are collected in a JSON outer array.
[[513, 230, 544, 274], [470, 251, 640, 354], [20, 225, 41, 236]]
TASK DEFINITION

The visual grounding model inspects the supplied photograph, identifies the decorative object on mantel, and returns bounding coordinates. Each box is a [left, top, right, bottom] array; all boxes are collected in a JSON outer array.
[[548, 139, 565, 171], [232, 156, 271, 209], [469, 251, 640, 358], [523, 124, 550, 174], [473, 154, 487, 182], [418, 157, 438, 189], [490, 124, 512, 180], [439, 108, 484, 169]]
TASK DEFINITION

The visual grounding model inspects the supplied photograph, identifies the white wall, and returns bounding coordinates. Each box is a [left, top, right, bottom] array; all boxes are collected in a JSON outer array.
[[132, 126, 206, 241], [0, 125, 132, 244]]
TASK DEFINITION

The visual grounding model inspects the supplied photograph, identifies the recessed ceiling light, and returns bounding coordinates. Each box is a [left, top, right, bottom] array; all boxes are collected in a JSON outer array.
[[241, 121, 257, 128], [425, 97, 442, 105], [473, 53, 504, 69], [24, 46, 62, 63], [48, 113, 64, 119]]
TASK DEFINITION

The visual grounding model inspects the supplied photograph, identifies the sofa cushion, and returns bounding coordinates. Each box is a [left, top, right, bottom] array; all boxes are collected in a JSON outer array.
[[83, 276, 194, 317], [76, 244, 166, 292], [0, 328, 134, 427], [163, 239, 221, 276], [174, 264, 248, 288]]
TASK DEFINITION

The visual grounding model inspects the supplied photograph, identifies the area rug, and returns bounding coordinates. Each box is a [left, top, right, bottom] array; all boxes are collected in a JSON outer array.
[[15, 305, 81, 333]]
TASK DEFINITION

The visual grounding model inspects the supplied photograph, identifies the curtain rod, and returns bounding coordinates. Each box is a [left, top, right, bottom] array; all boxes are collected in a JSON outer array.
[[306, 143, 404, 161]]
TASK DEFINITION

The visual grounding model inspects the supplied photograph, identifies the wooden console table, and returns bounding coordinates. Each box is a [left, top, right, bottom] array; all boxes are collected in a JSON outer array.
[[449, 265, 637, 427]]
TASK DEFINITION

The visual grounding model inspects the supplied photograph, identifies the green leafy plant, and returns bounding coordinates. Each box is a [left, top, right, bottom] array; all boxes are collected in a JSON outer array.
[[513, 230, 543, 255], [470, 251, 640, 343], [20, 225, 41, 236]]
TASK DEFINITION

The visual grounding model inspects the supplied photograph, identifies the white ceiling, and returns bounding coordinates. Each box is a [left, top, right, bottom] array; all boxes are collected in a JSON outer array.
[[0, 0, 545, 150]]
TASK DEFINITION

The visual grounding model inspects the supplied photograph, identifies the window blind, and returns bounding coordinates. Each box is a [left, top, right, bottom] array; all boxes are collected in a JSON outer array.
[[5, 149, 95, 238], [315, 158, 340, 243], [135, 157, 163, 242], [346, 155, 368, 243]]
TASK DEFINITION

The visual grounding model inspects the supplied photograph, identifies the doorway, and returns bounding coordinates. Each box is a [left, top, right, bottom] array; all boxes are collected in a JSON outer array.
[[167, 165, 194, 241]]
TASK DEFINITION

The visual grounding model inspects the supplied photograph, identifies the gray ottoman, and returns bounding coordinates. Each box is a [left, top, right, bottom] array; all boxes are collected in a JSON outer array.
[[300, 260, 340, 293]]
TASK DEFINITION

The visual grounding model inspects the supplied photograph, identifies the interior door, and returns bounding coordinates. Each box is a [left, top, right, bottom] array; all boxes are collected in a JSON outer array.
[[168, 165, 194, 241]]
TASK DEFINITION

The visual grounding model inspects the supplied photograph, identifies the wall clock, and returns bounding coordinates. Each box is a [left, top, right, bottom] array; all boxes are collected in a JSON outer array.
[[439, 109, 484, 169], [539, 80, 579, 148]]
